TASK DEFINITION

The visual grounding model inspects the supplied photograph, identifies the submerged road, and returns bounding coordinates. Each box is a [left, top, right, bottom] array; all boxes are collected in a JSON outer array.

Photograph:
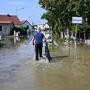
[[0, 37, 90, 90]]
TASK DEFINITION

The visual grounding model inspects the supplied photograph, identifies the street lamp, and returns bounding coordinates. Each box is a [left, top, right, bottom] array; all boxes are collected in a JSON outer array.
[[15, 7, 24, 16]]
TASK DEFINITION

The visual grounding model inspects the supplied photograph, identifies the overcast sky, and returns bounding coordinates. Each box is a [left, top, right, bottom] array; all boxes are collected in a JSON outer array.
[[0, 0, 47, 24]]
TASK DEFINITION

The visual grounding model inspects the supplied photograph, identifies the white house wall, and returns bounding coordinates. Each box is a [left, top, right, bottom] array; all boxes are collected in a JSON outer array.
[[0, 24, 14, 36], [37, 24, 50, 30]]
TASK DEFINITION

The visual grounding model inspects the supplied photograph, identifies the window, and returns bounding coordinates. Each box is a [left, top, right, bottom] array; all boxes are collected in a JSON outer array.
[[0, 26, 2, 31]]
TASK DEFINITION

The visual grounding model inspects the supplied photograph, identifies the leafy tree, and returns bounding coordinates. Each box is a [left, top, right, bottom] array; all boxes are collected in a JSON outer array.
[[39, 0, 90, 41], [39, 0, 90, 33]]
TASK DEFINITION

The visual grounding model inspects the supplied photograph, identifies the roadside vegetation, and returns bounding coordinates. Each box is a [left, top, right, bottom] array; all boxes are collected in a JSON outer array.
[[10, 26, 29, 36], [39, 0, 90, 41]]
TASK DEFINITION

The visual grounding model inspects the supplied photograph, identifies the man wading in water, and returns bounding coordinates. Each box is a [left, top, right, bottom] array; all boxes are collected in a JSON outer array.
[[32, 28, 46, 61]]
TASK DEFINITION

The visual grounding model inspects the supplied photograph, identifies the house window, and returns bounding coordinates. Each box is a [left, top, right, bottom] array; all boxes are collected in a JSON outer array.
[[0, 26, 2, 31]]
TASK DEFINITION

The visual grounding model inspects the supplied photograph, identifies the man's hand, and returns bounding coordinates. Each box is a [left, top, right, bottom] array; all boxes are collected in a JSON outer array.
[[33, 41, 34, 45]]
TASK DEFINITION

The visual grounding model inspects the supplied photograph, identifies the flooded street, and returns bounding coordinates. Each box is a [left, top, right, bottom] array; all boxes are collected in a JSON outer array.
[[0, 36, 90, 90]]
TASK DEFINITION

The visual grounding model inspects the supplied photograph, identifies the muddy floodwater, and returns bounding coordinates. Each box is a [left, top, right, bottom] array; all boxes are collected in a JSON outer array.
[[0, 37, 90, 90]]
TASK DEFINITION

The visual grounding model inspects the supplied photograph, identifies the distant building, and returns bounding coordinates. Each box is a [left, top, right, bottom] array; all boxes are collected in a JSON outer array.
[[16, 20, 32, 33], [0, 14, 32, 36], [36, 23, 50, 31]]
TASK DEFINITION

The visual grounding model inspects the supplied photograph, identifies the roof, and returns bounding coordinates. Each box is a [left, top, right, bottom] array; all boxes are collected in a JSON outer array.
[[16, 20, 32, 27], [0, 21, 13, 24], [0, 15, 22, 25]]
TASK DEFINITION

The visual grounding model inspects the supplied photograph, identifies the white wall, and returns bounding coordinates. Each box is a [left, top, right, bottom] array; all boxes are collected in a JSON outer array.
[[0, 23, 14, 36]]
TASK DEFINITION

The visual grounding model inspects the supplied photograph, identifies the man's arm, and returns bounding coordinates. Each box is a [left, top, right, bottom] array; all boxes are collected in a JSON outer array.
[[43, 34, 47, 43]]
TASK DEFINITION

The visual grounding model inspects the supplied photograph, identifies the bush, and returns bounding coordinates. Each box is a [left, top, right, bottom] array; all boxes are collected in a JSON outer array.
[[10, 26, 27, 35]]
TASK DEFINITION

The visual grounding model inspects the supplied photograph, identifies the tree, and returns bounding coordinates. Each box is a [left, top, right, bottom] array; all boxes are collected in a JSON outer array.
[[39, 0, 90, 39]]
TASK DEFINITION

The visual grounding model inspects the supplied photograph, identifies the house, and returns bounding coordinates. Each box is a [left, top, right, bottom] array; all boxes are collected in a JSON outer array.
[[0, 14, 21, 36], [16, 20, 32, 34], [0, 14, 32, 36], [36, 23, 50, 30], [0, 21, 14, 36]]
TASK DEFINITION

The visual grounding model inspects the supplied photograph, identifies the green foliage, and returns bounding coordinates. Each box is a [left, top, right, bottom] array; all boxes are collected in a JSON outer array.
[[52, 32, 60, 42], [10, 26, 28, 35], [39, 0, 90, 37], [87, 25, 90, 28], [71, 24, 82, 32]]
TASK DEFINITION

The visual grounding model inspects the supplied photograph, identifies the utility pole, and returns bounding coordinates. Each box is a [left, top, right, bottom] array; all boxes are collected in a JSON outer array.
[[15, 7, 24, 16]]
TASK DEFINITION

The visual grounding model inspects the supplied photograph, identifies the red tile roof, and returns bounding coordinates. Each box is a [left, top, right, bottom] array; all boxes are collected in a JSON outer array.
[[0, 21, 13, 24], [0, 15, 22, 25]]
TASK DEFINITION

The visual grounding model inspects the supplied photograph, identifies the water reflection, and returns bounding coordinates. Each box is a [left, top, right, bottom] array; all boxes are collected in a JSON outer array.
[[0, 38, 90, 90], [50, 42, 90, 63], [0, 36, 31, 48], [28, 42, 90, 90], [13, 36, 20, 45], [0, 35, 34, 67]]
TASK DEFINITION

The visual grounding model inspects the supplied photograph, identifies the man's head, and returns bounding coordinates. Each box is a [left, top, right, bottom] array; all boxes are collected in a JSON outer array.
[[38, 27, 41, 32], [37, 27, 41, 32]]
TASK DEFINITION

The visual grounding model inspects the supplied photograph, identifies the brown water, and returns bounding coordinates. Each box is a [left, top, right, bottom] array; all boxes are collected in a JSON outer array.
[[0, 39, 90, 90]]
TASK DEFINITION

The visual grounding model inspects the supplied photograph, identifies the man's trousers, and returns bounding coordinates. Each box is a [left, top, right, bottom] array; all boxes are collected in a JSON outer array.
[[35, 43, 42, 60]]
